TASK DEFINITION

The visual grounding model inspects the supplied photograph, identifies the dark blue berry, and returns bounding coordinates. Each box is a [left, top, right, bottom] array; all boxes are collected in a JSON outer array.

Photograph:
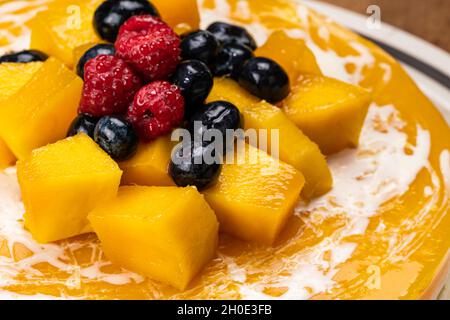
[[207, 22, 257, 51], [0, 50, 48, 63], [94, 0, 160, 42], [171, 60, 213, 116], [238, 57, 290, 103], [67, 114, 99, 138], [76, 44, 116, 79], [212, 43, 253, 78], [169, 140, 222, 190], [180, 30, 220, 66], [94, 115, 138, 160], [188, 101, 242, 139]]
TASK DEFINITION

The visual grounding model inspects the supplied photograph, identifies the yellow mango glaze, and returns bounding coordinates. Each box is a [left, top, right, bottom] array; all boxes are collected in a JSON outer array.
[[0, 0, 448, 300]]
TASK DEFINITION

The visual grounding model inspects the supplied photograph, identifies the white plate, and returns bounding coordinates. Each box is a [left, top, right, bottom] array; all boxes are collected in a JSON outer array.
[[303, 0, 450, 124]]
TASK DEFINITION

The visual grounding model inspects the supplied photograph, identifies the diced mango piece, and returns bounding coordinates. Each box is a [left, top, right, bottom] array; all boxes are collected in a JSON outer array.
[[255, 30, 322, 82], [203, 144, 305, 245], [244, 101, 332, 198], [28, 0, 102, 66], [0, 58, 82, 160], [0, 62, 43, 99], [0, 139, 15, 170], [152, 0, 200, 33], [207, 77, 260, 109], [283, 74, 371, 154], [0, 62, 43, 168], [18, 134, 122, 243], [208, 78, 332, 198], [120, 136, 175, 186], [88, 186, 218, 290]]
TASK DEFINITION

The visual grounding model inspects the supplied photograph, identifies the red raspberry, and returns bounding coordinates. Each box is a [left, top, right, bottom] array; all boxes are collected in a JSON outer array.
[[127, 81, 185, 141], [79, 55, 142, 117], [115, 15, 181, 82]]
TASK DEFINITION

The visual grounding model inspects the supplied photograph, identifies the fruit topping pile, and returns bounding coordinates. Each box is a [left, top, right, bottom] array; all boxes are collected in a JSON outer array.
[[0, 0, 373, 291], [64, 0, 292, 170]]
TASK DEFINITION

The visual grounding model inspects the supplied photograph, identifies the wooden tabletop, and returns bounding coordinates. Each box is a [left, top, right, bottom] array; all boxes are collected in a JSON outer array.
[[321, 0, 450, 52]]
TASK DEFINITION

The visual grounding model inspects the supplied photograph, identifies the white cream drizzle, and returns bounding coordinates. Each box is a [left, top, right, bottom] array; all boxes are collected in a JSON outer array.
[[0, 0, 49, 55], [0, 168, 144, 298], [228, 104, 433, 299], [0, 0, 445, 299]]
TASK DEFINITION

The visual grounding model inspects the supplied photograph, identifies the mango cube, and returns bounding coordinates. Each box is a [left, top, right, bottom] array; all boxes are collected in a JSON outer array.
[[283, 74, 371, 154], [0, 58, 82, 160], [244, 101, 332, 198], [28, 0, 102, 66], [18, 134, 122, 243], [208, 78, 332, 198], [0, 62, 43, 168], [255, 30, 322, 82], [120, 136, 175, 186], [207, 77, 260, 108], [0, 139, 15, 170], [88, 186, 218, 290], [0, 62, 43, 99], [203, 144, 305, 245], [152, 0, 200, 33]]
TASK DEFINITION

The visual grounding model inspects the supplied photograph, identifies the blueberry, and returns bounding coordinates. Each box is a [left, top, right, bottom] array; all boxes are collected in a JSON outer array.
[[180, 30, 220, 66], [171, 60, 213, 116], [76, 44, 116, 79], [94, 0, 160, 42], [238, 57, 290, 103], [94, 115, 138, 160], [188, 101, 242, 139], [169, 140, 222, 190], [0, 50, 48, 63], [207, 22, 257, 51], [212, 43, 253, 78], [67, 114, 99, 138]]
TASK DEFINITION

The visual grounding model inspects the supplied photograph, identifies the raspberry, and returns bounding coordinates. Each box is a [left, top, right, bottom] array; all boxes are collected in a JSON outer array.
[[127, 81, 185, 141], [79, 55, 142, 117], [115, 15, 181, 82]]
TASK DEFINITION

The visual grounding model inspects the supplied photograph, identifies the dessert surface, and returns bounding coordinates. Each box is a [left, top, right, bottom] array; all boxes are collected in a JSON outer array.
[[0, 0, 449, 300]]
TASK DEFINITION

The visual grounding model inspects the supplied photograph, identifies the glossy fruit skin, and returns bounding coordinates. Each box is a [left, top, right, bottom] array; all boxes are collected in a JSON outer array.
[[79, 55, 142, 117], [188, 101, 242, 141], [115, 15, 181, 81], [180, 30, 220, 66], [0, 50, 48, 63], [212, 43, 253, 78], [169, 141, 222, 191], [94, 0, 160, 42], [94, 116, 138, 161], [238, 57, 290, 103], [76, 44, 115, 80], [127, 81, 185, 141], [207, 22, 257, 51], [171, 60, 213, 115], [67, 114, 99, 138]]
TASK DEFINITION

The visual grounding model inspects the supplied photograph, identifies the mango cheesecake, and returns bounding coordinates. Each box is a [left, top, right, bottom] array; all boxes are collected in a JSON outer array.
[[0, 0, 448, 300]]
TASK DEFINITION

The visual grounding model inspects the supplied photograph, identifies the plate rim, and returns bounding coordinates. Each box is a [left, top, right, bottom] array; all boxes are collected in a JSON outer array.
[[302, 0, 450, 120]]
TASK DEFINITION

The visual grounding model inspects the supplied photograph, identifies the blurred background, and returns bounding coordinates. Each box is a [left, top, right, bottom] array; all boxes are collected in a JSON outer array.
[[321, 0, 450, 52]]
